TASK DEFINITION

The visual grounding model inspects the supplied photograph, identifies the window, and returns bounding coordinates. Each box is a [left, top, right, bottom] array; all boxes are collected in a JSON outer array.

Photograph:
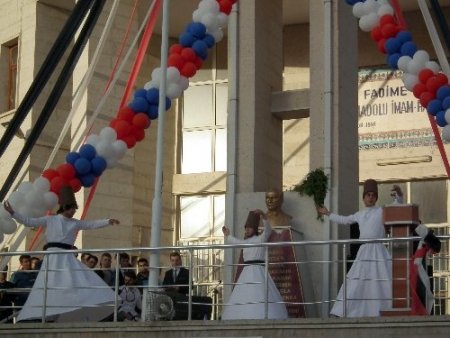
[[0, 39, 18, 113], [181, 41, 228, 174]]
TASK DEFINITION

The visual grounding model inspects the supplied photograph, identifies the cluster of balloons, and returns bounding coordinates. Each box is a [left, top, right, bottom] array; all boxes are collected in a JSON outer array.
[[0, 0, 239, 243], [346, 0, 450, 141]]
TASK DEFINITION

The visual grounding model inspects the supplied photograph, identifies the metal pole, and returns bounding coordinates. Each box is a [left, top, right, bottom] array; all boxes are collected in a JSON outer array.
[[188, 249, 193, 320], [342, 244, 347, 318], [41, 253, 50, 322], [264, 247, 269, 319], [114, 252, 120, 322], [148, 0, 170, 289]]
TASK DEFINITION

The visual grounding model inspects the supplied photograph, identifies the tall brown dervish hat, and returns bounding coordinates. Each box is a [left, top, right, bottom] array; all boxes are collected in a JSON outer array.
[[59, 186, 77, 206], [362, 179, 378, 198], [244, 211, 260, 233]]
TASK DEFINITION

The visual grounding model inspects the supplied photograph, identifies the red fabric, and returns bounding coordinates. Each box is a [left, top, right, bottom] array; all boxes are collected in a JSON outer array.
[[410, 244, 430, 315]]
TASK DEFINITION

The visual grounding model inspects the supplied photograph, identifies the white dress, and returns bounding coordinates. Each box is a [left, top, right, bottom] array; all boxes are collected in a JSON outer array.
[[12, 212, 115, 322], [222, 220, 288, 320], [329, 206, 392, 317]]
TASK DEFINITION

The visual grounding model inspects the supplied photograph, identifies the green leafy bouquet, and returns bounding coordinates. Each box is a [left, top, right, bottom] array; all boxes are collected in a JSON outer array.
[[292, 168, 329, 220]]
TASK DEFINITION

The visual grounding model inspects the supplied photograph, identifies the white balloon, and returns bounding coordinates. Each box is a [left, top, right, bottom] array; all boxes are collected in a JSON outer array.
[[445, 108, 450, 124], [359, 13, 379, 32], [413, 50, 430, 64], [151, 67, 162, 82], [166, 67, 181, 84], [44, 191, 59, 210], [8, 191, 25, 209], [33, 176, 50, 192], [24, 190, 43, 208], [402, 73, 419, 91], [0, 218, 17, 234], [352, 2, 366, 18], [198, 0, 219, 14], [377, 4, 394, 17], [99, 127, 117, 142], [363, 0, 379, 15], [112, 140, 127, 159], [143, 81, 154, 90], [443, 124, 450, 141], [425, 61, 441, 73], [17, 181, 34, 195], [95, 140, 115, 159], [106, 158, 118, 169], [406, 60, 424, 75], [192, 8, 203, 23], [167, 83, 183, 99], [179, 76, 190, 91], [0, 206, 11, 219], [217, 12, 228, 28], [201, 13, 219, 32], [210, 28, 224, 43], [86, 134, 100, 147], [397, 56, 412, 72]]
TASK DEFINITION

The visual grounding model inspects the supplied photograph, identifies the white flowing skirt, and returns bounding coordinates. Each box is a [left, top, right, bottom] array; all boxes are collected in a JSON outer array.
[[17, 248, 115, 322], [330, 243, 392, 317], [222, 264, 288, 320]]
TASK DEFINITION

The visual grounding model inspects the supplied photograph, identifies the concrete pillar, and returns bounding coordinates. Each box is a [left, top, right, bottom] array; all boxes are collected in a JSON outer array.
[[235, 0, 283, 193]]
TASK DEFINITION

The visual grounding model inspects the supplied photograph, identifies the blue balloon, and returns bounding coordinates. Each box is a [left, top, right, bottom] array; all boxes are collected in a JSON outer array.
[[442, 96, 450, 110], [385, 38, 401, 54], [396, 31, 412, 44], [165, 97, 172, 111], [128, 97, 149, 113], [400, 41, 417, 57], [187, 22, 206, 39], [147, 105, 159, 120], [203, 34, 215, 48], [387, 53, 401, 69], [146, 88, 159, 105], [134, 88, 147, 99], [436, 110, 448, 127], [79, 173, 96, 187], [192, 40, 208, 60], [79, 144, 96, 160], [436, 85, 450, 101], [66, 152, 80, 165], [74, 158, 92, 175], [91, 156, 107, 177], [345, 0, 362, 4], [179, 32, 196, 47], [427, 99, 443, 116]]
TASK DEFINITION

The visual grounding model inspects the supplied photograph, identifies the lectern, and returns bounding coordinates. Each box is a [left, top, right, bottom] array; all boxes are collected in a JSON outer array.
[[381, 204, 419, 316]]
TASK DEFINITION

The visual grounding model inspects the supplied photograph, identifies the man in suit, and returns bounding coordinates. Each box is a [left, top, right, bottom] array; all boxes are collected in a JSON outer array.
[[162, 252, 190, 295]]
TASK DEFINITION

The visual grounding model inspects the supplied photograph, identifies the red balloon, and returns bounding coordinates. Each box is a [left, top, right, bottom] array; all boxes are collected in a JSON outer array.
[[381, 23, 399, 39], [426, 76, 442, 94], [435, 72, 449, 87], [131, 125, 145, 142], [412, 83, 427, 99], [194, 56, 203, 70], [418, 68, 435, 84], [132, 113, 151, 129], [169, 43, 183, 55], [180, 62, 197, 78], [379, 14, 396, 26], [168, 53, 185, 70], [370, 26, 382, 42], [181, 48, 197, 62], [218, 0, 233, 15], [377, 39, 387, 54], [57, 163, 76, 180], [123, 134, 137, 149], [42, 169, 59, 182], [68, 178, 82, 193], [50, 176, 68, 195], [113, 120, 132, 139], [117, 106, 136, 121], [109, 118, 120, 129], [419, 91, 435, 108]]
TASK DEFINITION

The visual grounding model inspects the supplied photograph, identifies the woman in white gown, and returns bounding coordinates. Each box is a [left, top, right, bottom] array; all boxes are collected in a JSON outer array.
[[317, 179, 392, 317], [3, 186, 120, 322], [221, 209, 288, 320]]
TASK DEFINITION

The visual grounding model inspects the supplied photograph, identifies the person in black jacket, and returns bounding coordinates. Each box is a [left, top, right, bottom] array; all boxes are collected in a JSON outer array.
[[162, 252, 190, 295]]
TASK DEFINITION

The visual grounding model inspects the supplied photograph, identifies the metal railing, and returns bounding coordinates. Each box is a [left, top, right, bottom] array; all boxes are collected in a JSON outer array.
[[0, 235, 448, 323]]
